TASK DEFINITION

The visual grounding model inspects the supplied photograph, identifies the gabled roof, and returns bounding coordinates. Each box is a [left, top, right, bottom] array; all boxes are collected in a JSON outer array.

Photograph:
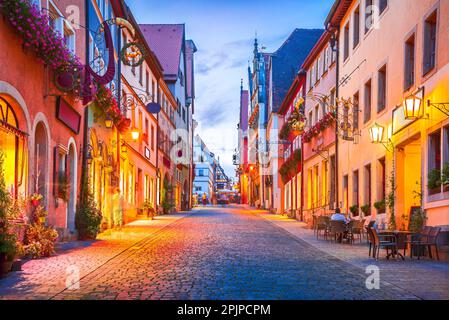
[[324, 0, 353, 27], [271, 28, 323, 113], [140, 24, 185, 81]]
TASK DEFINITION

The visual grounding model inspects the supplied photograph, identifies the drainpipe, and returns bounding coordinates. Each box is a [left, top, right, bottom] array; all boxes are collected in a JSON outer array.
[[327, 24, 340, 210]]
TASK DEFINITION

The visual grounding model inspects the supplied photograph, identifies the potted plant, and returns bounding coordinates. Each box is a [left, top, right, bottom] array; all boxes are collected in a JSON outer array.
[[0, 151, 20, 277], [30, 193, 43, 207], [143, 200, 155, 220], [75, 181, 102, 240], [374, 199, 386, 214], [0, 232, 20, 277], [349, 205, 359, 217], [33, 205, 48, 224], [428, 168, 442, 194], [360, 204, 371, 216], [442, 163, 449, 192]]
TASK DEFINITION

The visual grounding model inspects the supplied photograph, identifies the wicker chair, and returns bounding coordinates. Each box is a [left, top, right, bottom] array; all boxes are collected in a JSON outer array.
[[348, 220, 364, 243], [404, 226, 432, 259], [408, 227, 441, 260], [329, 220, 347, 243], [315, 216, 328, 239], [370, 227, 399, 260]]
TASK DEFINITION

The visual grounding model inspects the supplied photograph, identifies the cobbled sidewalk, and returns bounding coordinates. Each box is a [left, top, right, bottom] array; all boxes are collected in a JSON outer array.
[[0, 214, 189, 300], [253, 206, 449, 300]]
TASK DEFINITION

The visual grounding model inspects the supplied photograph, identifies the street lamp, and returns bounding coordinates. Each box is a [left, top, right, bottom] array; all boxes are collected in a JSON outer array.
[[369, 122, 384, 144], [131, 127, 140, 141], [369, 123, 393, 152], [403, 91, 423, 120], [104, 116, 113, 129]]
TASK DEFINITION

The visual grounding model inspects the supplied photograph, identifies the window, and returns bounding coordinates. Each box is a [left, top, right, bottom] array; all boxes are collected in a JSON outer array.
[[152, 81, 156, 102], [344, 22, 350, 61], [199, 169, 204, 177], [353, 91, 359, 130], [146, 71, 150, 94], [63, 22, 75, 53], [322, 160, 329, 206], [377, 64, 387, 112], [314, 105, 319, 124], [365, 0, 373, 33], [330, 155, 336, 209], [364, 79, 372, 123], [330, 88, 336, 108], [404, 34, 415, 91], [353, 6, 360, 48], [144, 118, 149, 144], [48, 1, 63, 36], [323, 47, 328, 73], [353, 170, 359, 211], [139, 63, 143, 85], [179, 69, 184, 87], [423, 10, 437, 75], [379, 0, 388, 14], [428, 129, 442, 194], [343, 175, 349, 212], [151, 125, 155, 151], [364, 164, 372, 214]]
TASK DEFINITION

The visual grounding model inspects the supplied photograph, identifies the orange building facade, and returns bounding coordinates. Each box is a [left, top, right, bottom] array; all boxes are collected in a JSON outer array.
[[0, 0, 86, 238], [327, 0, 449, 228]]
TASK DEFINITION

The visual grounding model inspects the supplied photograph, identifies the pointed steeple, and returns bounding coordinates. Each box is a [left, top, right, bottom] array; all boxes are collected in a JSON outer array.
[[253, 32, 259, 55]]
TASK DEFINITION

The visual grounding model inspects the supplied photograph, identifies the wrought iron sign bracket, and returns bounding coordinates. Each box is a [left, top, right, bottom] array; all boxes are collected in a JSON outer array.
[[312, 147, 329, 161], [380, 139, 394, 153], [428, 101, 449, 117]]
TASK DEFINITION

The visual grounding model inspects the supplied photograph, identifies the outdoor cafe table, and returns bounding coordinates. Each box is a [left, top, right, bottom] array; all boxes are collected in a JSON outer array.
[[378, 230, 416, 260]]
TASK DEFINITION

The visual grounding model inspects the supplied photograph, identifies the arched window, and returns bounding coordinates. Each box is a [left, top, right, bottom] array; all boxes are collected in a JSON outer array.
[[0, 97, 27, 198], [0, 97, 19, 129]]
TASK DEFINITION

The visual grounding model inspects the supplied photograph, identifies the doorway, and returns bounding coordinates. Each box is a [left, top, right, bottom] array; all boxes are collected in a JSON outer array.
[[396, 134, 422, 230]]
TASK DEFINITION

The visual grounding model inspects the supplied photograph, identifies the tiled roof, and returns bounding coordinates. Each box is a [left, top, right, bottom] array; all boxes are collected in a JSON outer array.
[[271, 28, 323, 113], [140, 24, 185, 79]]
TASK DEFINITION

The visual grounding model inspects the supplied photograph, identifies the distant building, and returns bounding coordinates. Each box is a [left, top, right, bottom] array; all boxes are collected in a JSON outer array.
[[193, 135, 216, 202], [141, 24, 197, 212]]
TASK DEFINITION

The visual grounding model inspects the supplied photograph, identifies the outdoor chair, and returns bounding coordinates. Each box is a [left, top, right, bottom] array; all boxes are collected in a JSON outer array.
[[348, 220, 364, 243], [404, 226, 432, 259], [370, 227, 400, 260], [365, 220, 376, 243], [408, 227, 441, 260], [315, 216, 328, 239], [329, 220, 347, 243]]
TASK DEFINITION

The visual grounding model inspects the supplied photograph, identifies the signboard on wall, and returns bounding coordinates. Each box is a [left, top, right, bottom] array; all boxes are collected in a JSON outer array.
[[392, 105, 416, 135], [56, 97, 81, 134]]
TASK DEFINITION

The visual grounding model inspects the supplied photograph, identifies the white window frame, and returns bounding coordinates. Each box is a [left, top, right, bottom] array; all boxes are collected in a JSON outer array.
[[47, 0, 64, 37]]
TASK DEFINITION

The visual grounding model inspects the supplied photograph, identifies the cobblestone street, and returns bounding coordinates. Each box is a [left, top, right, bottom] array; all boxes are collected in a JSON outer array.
[[1, 206, 447, 300]]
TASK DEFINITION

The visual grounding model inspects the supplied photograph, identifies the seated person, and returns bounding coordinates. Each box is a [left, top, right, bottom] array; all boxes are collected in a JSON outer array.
[[330, 208, 350, 224]]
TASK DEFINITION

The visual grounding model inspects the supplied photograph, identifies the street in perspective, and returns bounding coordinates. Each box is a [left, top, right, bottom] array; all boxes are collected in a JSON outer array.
[[0, 0, 449, 306]]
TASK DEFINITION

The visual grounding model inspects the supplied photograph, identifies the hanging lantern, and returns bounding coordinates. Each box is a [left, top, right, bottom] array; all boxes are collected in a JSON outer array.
[[121, 142, 127, 154], [131, 127, 140, 141], [104, 115, 113, 129], [369, 123, 385, 144], [403, 92, 423, 120]]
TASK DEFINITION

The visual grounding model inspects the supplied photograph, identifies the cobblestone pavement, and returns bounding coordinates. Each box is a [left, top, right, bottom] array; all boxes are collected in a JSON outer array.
[[0, 206, 431, 300], [256, 208, 449, 300]]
